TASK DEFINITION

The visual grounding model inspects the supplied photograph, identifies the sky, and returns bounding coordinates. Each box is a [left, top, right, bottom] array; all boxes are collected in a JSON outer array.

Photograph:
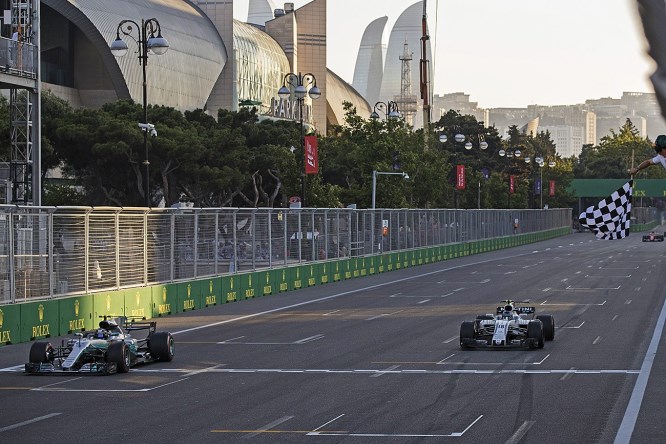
[[233, 0, 654, 109]]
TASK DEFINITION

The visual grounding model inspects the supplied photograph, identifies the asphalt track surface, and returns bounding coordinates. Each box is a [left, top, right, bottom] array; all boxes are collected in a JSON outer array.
[[1, 230, 666, 444]]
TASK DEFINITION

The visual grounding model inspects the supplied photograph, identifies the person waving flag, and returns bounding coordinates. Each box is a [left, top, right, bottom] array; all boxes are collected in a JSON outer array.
[[578, 180, 633, 240]]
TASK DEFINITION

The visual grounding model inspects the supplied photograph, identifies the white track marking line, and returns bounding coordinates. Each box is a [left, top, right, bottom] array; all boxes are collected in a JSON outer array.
[[32, 378, 188, 392], [308, 415, 483, 438], [370, 365, 400, 378], [0, 413, 62, 432], [442, 336, 458, 344], [560, 367, 576, 381], [184, 364, 224, 377], [436, 354, 455, 363], [121, 367, 641, 375], [0, 365, 25, 372], [35, 377, 82, 389], [504, 420, 535, 444], [614, 283, 666, 443], [365, 310, 403, 321], [561, 321, 585, 329], [310, 414, 345, 433], [244, 416, 294, 439]]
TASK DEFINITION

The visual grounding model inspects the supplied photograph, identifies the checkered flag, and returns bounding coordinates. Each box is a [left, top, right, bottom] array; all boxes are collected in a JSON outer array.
[[578, 180, 633, 240]]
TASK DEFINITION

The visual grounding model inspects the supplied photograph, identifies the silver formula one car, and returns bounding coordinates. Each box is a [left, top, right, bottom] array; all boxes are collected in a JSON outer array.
[[25, 316, 174, 375], [460, 300, 555, 349]]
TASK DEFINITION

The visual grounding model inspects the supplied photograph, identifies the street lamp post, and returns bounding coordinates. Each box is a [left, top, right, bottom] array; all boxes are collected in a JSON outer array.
[[439, 130, 465, 208], [371, 170, 410, 209], [110, 18, 169, 207], [278, 72, 321, 208], [499, 147, 522, 208], [371, 170, 409, 253], [464, 135, 489, 209], [370, 101, 401, 120]]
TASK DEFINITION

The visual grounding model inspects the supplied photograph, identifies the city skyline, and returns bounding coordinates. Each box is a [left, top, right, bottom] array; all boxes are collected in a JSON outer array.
[[233, 0, 655, 110]]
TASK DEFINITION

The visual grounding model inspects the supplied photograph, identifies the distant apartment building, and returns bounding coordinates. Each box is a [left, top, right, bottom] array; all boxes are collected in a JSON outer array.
[[536, 125, 585, 157], [432, 92, 486, 124], [436, 90, 664, 158]]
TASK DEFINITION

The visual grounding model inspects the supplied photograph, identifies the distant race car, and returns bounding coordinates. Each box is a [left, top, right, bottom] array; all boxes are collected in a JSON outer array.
[[460, 300, 555, 349], [25, 316, 174, 375], [642, 232, 664, 242]]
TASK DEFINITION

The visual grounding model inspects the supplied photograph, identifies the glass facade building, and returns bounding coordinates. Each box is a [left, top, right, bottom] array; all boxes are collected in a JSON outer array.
[[233, 20, 290, 114]]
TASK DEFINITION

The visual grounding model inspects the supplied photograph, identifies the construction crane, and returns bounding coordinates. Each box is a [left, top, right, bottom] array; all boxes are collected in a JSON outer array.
[[9, 0, 40, 205], [419, 0, 431, 143]]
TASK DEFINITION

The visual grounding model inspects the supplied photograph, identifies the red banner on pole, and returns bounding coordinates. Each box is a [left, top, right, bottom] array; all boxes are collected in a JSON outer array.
[[456, 165, 465, 190], [509, 175, 515, 194], [549, 180, 556, 196], [304, 135, 318, 174]]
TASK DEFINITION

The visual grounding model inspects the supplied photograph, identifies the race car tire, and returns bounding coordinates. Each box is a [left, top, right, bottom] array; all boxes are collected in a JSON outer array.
[[536, 315, 555, 341], [29, 341, 54, 363], [107, 342, 130, 373], [149, 332, 175, 362], [527, 321, 544, 349], [460, 321, 476, 349]]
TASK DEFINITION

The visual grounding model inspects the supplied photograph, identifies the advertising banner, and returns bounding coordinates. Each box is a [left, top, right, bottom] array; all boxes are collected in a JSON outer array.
[[534, 177, 542, 195], [456, 165, 465, 190], [509, 175, 515, 193], [305, 135, 318, 174], [549, 180, 556, 196]]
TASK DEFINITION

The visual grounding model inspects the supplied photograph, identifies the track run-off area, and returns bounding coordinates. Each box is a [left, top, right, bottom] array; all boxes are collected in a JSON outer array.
[[1, 230, 665, 443]]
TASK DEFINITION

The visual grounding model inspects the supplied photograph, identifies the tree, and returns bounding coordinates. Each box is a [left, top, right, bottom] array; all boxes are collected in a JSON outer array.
[[574, 119, 658, 179]]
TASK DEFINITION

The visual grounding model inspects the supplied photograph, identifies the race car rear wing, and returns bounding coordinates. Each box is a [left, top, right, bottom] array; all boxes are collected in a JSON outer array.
[[496, 306, 535, 314], [123, 318, 157, 334]]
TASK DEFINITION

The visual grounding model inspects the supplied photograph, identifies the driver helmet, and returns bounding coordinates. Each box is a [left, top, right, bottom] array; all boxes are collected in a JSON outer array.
[[502, 304, 513, 318]]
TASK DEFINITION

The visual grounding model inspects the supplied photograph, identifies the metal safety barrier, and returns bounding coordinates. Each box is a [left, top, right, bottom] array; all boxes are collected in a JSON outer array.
[[0, 205, 577, 304]]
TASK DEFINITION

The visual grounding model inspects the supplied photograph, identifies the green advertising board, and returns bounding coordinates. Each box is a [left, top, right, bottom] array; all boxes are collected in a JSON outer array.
[[176, 281, 201, 312], [331, 260, 344, 282], [276, 268, 290, 293], [238, 272, 262, 300], [291, 266, 305, 290], [317, 262, 331, 285], [21, 299, 60, 340], [257, 270, 275, 296], [221, 274, 241, 303], [59, 295, 94, 334], [200, 277, 221, 307], [152, 284, 178, 317], [304, 264, 318, 287], [344, 258, 354, 279], [363, 256, 374, 276], [124, 287, 153, 320], [0, 303, 20, 345], [93, 291, 126, 321]]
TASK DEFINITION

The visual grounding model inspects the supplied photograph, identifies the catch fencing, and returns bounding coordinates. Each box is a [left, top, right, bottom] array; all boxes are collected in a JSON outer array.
[[0, 205, 576, 304]]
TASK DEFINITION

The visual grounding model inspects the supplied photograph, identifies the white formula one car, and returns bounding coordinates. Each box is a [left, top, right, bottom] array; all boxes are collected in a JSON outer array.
[[460, 300, 555, 349]]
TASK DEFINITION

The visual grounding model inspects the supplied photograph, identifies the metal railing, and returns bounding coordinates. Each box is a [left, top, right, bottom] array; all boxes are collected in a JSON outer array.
[[0, 205, 573, 304], [0, 36, 37, 78]]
